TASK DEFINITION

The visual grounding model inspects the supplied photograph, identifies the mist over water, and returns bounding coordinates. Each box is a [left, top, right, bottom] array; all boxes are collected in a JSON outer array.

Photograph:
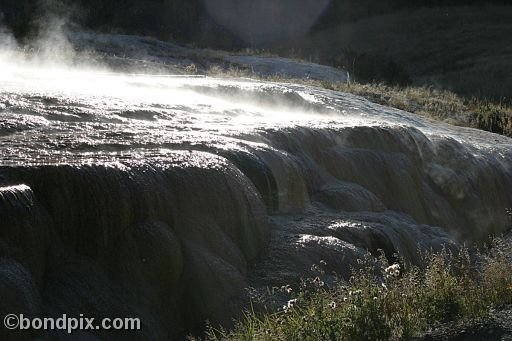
[[1, 34, 512, 338]]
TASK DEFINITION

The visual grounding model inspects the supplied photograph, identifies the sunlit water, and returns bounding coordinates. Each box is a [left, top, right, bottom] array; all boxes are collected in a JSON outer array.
[[1, 58, 511, 337], [2, 58, 510, 162]]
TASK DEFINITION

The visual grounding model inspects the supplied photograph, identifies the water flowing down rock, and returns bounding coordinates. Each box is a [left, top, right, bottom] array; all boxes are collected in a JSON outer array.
[[0, 56, 511, 339]]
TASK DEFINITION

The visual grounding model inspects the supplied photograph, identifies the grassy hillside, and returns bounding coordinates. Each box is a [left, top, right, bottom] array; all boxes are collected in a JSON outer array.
[[273, 6, 512, 100]]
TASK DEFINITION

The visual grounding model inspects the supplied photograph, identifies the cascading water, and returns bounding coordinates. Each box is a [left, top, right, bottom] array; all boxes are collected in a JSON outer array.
[[1, 54, 511, 339]]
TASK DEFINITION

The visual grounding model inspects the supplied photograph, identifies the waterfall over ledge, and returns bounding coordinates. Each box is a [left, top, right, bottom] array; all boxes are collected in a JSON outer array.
[[1, 69, 511, 339]]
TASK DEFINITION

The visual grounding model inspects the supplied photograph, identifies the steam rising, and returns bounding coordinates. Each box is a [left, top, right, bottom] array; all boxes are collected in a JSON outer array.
[[0, 19, 337, 130], [0, 0, 90, 72]]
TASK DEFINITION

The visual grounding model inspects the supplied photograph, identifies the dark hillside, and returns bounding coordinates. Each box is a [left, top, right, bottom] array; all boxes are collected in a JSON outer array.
[[312, 0, 511, 30], [1, 0, 510, 46], [278, 6, 512, 99]]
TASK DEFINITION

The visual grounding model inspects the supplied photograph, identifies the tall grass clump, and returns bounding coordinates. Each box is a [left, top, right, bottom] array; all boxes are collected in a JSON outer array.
[[203, 237, 512, 341]]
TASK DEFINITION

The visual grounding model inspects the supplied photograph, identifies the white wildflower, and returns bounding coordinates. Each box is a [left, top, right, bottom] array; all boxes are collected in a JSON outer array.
[[384, 263, 401, 277], [281, 285, 293, 294], [284, 298, 297, 312]]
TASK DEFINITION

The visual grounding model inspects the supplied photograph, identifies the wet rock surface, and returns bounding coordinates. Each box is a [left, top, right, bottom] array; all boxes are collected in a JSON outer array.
[[0, 54, 511, 339]]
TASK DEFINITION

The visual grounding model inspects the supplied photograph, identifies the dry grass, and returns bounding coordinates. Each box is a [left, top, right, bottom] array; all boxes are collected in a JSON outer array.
[[326, 82, 512, 137]]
